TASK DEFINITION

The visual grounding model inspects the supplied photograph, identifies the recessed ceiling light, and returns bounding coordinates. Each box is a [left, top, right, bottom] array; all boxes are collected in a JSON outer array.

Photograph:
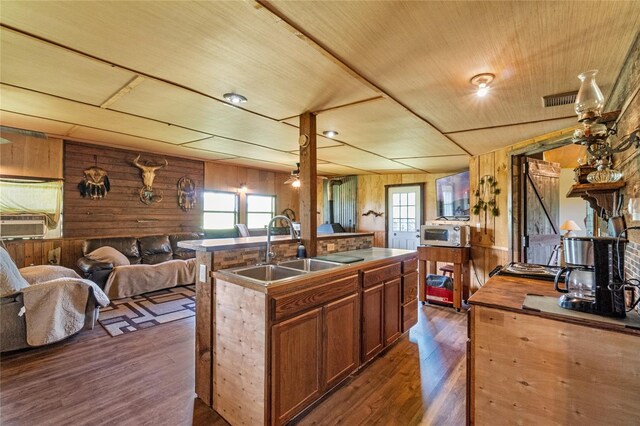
[[223, 93, 247, 104], [323, 130, 338, 138], [470, 73, 495, 98]]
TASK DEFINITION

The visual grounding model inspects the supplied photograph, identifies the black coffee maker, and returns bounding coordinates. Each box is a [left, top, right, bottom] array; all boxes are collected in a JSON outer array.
[[554, 236, 627, 318]]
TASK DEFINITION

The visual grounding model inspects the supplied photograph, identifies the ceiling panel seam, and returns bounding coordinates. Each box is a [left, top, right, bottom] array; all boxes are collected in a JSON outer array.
[[0, 108, 229, 155], [255, 0, 473, 157], [442, 115, 578, 135], [277, 96, 385, 121], [1, 26, 415, 168], [0, 24, 292, 126], [1, 22, 452, 172], [391, 154, 470, 160], [3, 81, 403, 171]]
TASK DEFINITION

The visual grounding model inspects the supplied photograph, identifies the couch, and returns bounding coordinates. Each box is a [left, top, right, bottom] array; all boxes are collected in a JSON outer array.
[[1, 248, 109, 352], [77, 232, 200, 299]]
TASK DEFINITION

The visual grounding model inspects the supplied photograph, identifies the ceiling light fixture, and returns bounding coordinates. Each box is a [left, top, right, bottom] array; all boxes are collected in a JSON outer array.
[[239, 183, 248, 192], [223, 92, 247, 105], [323, 130, 338, 138], [470, 73, 495, 97], [291, 179, 301, 188]]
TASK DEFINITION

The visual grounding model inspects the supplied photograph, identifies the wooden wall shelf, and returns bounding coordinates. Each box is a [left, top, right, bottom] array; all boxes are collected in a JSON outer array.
[[566, 181, 625, 218]]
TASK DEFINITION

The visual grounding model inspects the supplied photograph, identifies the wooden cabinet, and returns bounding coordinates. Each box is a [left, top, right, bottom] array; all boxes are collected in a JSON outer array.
[[361, 258, 417, 363], [383, 278, 401, 345], [272, 287, 360, 425], [272, 308, 323, 425], [361, 283, 384, 363], [323, 294, 359, 390], [362, 262, 402, 288], [401, 271, 418, 332], [213, 252, 419, 425]]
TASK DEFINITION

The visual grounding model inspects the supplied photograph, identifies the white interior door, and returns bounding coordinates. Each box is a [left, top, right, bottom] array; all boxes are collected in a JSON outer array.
[[388, 185, 421, 250]]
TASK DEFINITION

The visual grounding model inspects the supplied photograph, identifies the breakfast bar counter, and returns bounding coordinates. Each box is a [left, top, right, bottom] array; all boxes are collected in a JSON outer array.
[[467, 274, 640, 425], [178, 232, 374, 252]]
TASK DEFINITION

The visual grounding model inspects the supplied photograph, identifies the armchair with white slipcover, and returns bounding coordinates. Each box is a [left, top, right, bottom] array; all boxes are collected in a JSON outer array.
[[0, 247, 110, 352]]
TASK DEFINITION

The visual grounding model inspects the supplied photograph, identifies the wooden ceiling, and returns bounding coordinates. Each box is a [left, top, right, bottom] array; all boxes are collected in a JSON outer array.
[[1, 1, 638, 175]]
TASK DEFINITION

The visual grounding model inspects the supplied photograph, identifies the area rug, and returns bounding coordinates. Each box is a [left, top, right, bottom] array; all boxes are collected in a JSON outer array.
[[98, 285, 196, 337]]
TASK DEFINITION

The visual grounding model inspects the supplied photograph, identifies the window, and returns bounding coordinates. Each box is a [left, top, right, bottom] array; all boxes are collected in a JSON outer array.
[[0, 178, 63, 238], [247, 194, 275, 229], [203, 191, 238, 230], [391, 191, 416, 232]]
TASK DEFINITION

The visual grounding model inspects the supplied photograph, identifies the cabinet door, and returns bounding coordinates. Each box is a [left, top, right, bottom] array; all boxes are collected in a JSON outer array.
[[402, 271, 418, 303], [323, 293, 359, 390], [361, 283, 384, 363], [384, 278, 402, 345], [272, 308, 322, 425]]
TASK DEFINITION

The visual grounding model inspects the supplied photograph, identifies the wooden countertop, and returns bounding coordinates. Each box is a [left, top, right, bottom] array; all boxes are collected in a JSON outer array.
[[178, 232, 374, 252], [213, 247, 416, 294], [469, 274, 640, 336]]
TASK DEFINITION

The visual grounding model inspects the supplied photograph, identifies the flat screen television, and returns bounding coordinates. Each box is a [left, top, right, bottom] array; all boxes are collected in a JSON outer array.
[[436, 170, 470, 219]]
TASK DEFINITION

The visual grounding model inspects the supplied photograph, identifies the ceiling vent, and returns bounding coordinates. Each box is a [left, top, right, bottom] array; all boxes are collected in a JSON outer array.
[[542, 91, 578, 108]]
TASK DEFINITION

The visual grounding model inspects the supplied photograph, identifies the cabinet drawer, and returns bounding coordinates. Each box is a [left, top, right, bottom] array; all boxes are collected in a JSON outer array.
[[272, 274, 359, 321], [402, 271, 418, 303], [402, 257, 418, 274], [362, 263, 401, 288], [402, 298, 418, 332]]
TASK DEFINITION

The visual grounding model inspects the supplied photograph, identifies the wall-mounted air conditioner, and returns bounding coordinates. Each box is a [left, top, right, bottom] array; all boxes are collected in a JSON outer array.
[[0, 215, 47, 239]]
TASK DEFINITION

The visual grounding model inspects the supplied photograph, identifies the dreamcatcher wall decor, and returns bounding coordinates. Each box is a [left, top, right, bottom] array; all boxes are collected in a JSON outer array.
[[472, 174, 501, 233], [78, 155, 110, 200]]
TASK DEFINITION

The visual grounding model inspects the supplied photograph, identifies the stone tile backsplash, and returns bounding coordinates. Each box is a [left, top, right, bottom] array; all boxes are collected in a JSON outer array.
[[212, 235, 373, 270]]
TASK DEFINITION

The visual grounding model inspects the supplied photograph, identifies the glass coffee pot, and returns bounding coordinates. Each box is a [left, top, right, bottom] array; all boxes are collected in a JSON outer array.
[[554, 267, 595, 299]]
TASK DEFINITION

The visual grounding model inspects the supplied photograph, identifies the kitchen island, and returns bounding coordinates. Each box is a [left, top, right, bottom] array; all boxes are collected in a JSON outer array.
[[203, 247, 418, 425], [179, 232, 374, 406], [468, 274, 640, 425]]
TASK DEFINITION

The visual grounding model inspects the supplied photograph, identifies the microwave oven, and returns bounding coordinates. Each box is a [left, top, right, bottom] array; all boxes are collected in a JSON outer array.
[[420, 224, 468, 247]]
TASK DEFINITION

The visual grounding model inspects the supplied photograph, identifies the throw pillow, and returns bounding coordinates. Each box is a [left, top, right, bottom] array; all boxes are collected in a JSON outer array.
[[86, 246, 130, 267], [19, 265, 81, 285], [0, 247, 29, 297]]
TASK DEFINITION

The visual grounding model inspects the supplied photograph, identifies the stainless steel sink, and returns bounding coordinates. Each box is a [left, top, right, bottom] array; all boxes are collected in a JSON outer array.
[[278, 258, 343, 272], [232, 264, 305, 282]]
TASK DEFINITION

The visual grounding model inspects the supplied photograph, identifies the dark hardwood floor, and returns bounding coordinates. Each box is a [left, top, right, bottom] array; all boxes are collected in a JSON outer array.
[[0, 304, 467, 426]]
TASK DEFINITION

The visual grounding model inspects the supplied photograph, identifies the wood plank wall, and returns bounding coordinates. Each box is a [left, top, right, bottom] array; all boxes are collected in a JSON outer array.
[[468, 149, 510, 290], [204, 162, 299, 221], [3, 238, 85, 271], [356, 173, 449, 248], [63, 141, 204, 238], [0, 132, 63, 179]]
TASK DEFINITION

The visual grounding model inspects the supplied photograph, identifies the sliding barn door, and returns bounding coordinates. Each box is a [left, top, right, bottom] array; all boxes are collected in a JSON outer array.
[[521, 157, 561, 265]]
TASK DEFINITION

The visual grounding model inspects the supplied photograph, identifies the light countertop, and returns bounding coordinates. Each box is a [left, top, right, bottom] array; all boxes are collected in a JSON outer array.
[[469, 274, 640, 336], [213, 247, 416, 293]]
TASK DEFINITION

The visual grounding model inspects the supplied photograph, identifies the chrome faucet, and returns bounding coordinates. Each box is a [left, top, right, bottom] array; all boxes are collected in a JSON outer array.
[[265, 215, 296, 264]]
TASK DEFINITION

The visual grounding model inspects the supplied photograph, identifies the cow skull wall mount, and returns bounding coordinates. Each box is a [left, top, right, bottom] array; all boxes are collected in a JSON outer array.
[[177, 176, 196, 211], [133, 154, 168, 205]]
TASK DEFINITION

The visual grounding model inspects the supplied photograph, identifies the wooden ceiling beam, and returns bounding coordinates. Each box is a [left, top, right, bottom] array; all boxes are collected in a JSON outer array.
[[299, 112, 318, 256], [255, 0, 473, 157]]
